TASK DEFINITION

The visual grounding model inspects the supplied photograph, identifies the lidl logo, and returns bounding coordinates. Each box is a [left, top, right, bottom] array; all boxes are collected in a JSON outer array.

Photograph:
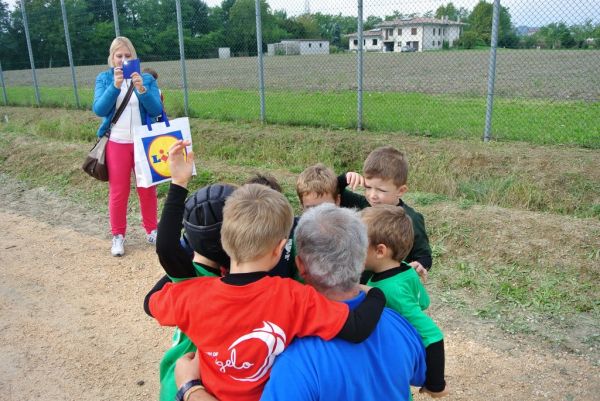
[[141, 130, 184, 183]]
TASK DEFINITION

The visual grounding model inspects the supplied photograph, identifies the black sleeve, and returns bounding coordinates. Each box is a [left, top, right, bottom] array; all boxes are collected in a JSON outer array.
[[424, 339, 446, 392], [337, 173, 349, 192], [415, 255, 433, 271], [335, 287, 386, 343], [156, 183, 197, 279], [143, 274, 171, 317]]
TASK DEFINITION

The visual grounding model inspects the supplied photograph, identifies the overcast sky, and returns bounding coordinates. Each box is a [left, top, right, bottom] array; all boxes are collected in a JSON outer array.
[[5, 0, 600, 26]]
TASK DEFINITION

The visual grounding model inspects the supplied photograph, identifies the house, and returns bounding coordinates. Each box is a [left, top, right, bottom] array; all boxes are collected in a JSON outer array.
[[348, 17, 466, 52], [267, 40, 330, 56]]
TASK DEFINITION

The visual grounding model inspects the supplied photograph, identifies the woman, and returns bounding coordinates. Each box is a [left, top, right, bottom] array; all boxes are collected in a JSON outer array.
[[92, 37, 163, 256]]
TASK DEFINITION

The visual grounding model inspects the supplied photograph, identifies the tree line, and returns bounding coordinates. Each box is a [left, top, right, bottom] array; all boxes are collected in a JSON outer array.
[[0, 0, 598, 70]]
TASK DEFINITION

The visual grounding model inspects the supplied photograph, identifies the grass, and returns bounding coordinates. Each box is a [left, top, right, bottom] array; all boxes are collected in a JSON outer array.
[[0, 108, 599, 352], [3, 86, 599, 149]]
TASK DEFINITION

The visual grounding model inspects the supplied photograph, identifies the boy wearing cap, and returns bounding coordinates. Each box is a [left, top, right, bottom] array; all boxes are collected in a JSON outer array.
[[145, 141, 386, 401]]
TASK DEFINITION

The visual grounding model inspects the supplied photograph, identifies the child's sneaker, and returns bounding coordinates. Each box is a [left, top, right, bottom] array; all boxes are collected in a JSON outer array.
[[146, 229, 157, 245], [111, 234, 125, 257]]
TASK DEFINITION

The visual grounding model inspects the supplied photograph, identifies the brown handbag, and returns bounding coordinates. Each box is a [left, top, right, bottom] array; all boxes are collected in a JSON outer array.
[[82, 84, 135, 181]]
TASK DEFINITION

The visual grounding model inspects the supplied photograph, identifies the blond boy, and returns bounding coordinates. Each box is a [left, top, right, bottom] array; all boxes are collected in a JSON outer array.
[[296, 163, 341, 210], [362, 205, 447, 398], [339, 146, 432, 280], [148, 184, 386, 401]]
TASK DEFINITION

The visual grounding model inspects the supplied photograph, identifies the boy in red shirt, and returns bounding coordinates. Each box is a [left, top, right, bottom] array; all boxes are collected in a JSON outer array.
[[147, 141, 385, 401]]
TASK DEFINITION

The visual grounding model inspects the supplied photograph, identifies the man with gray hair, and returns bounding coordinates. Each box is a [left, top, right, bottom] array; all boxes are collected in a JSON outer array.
[[175, 204, 426, 401]]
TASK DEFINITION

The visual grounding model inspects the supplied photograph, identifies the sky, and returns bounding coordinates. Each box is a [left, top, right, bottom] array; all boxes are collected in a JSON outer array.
[[5, 0, 600, 26]]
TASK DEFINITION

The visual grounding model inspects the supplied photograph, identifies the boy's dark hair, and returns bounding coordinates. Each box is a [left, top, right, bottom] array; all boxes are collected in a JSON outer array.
[[363, 146, 409, 187], [183, 184, 237, 268], [246, 173, 282, 193], [361, 205, 414, 263], [142, 67, 158, 80]]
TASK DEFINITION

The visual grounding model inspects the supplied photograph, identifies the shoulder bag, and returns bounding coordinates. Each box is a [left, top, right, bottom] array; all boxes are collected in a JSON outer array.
[[82, 84, 135, 181]]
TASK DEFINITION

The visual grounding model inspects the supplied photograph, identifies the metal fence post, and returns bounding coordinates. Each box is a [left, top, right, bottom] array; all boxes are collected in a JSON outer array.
[[255, 0, 266, 124], [111, 0, 120, 37], [60, 0, 80, 108], [484, 0, 500, 142], [0, 63, 8, 105], [356, 0, 364, 131], [175, 0, 189, 116], [20, 0, 41, 106]]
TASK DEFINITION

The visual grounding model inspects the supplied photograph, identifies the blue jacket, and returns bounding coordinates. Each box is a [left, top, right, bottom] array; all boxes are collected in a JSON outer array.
[[92, 69, 163, 137]]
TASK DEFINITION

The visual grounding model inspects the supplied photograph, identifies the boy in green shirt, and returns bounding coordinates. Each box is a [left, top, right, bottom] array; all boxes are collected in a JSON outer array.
[[338, 146, 432, 282], [362, 205, 448, 398]]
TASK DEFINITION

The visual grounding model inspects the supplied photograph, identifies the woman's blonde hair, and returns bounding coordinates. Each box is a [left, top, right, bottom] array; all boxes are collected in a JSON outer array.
[[108, 36, 137, 67]]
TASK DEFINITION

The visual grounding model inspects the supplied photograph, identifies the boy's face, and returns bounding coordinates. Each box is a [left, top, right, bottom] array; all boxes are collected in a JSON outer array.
[[364, 177, 407, 206], [301, 192, 340, 212]]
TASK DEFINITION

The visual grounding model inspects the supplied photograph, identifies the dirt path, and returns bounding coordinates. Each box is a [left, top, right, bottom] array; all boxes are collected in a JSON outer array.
[[1, 176, 599, 401]]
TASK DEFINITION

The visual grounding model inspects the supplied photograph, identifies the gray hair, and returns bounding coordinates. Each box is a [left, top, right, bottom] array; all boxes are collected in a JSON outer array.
[[295, 204, 367, 292]]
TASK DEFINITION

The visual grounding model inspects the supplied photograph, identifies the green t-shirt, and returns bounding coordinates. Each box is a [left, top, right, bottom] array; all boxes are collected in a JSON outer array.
[[367, 264, 443, 347], [159, 262, 218, 401]]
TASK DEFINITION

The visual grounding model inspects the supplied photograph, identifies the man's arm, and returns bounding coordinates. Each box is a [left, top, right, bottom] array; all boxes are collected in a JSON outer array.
[[175, 352, 218, 401], [404, 206, 433, 270]]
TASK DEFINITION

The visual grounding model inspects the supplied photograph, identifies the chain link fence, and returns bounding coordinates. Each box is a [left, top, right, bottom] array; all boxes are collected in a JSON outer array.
[[0, 0, 598, 145]]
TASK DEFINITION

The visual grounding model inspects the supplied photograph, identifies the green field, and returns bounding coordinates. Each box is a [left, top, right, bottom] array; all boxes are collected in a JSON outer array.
[[2, 50, 599, 148]]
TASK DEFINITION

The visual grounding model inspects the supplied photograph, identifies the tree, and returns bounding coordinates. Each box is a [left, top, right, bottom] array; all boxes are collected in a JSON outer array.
[[364, 15, 382, 30], [536, 22, 576, 49], [467, 0, 517, 48], [228, 0, 274, 56]]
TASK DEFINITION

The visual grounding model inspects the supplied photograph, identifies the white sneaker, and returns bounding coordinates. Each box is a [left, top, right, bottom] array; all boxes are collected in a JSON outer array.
[[146, 229, 157, 245], [111, 234, 125, 257]]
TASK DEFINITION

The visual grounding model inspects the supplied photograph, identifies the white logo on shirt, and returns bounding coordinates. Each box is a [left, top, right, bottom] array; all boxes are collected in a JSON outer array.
[[208, 321, 287, 382]]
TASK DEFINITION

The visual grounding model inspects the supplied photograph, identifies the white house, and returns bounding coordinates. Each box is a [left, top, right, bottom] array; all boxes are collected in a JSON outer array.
[[267, 40, 330, 56], [348, 17, 466, 52]]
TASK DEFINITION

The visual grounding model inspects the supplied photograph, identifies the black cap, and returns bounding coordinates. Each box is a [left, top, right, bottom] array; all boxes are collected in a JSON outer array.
[[183, 184, 236, 269]]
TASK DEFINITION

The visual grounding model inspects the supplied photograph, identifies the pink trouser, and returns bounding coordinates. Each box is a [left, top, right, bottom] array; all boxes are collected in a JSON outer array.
[[106, 140, 157, 236]]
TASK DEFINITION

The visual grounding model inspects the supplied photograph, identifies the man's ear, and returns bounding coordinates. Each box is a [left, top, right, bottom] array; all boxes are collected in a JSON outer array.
[[295, 255, 307, 279], [397, 184, 408, 198]]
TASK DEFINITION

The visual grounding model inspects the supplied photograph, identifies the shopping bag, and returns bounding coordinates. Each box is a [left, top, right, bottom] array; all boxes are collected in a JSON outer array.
[[133, 111, 196, 188]]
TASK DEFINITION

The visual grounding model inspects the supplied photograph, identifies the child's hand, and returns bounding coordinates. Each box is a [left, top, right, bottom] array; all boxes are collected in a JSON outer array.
[[409, 261, 428, 283], [346, 172, 364, 190], [420, 385, 449, 398], [168, 140, 194, 188]]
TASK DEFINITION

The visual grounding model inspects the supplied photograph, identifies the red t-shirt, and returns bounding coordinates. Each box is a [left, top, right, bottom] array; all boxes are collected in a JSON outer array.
[[150, 275, 349, 401]]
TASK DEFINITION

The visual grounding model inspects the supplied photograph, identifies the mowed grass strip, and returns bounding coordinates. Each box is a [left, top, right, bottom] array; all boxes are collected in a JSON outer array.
[[3, 87, 599, 149]]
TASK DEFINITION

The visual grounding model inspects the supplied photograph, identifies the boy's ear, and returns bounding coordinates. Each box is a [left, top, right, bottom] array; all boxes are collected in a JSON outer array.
[[335, 194, 341, 206], [398, 184, 408, 198], [273, 238, 287, 257], [375, 243, 389, 259], [397, 184, 408, 198]]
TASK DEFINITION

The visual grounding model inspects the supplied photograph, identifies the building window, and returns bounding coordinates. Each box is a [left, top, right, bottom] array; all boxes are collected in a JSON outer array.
[[432, 40, 435, 46], [438, 40, 441, 46], [319, 43, 322, 48], [434, 28, 437, 35], [353, 39, 358, 45], [398, 28, 402, 35], [372, 39, 378, 45], [363, 40, 366, 45], [411, 28, 417, 35], [398, 42, 402, 47], [309, 43, 312, 48], [443, 28, 446, 35]]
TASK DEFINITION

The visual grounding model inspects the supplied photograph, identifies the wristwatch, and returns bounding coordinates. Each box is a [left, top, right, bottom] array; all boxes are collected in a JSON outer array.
[[176, 379, 203, 401]]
